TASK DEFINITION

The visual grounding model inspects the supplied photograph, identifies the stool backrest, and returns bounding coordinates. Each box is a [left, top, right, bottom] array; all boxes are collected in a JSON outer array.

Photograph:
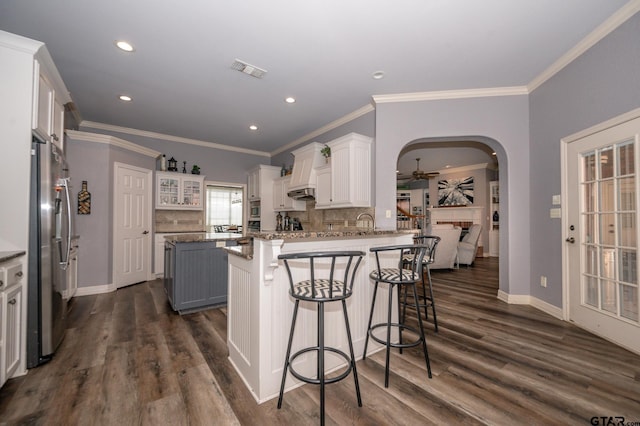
[[278, 251, 365, 301], [412, 235, 441, 264], [370, 244, 429, 277]]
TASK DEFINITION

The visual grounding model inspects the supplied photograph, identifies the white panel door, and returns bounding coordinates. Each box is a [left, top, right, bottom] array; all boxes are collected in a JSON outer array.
[[566, 115, 639, 354], [114, 163, 152, 288]]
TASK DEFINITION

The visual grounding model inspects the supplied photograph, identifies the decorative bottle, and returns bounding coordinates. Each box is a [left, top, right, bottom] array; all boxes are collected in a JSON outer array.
[[160, 154, 167, 171], [78, 181, 91, 215], [276, 212, 283, 231]]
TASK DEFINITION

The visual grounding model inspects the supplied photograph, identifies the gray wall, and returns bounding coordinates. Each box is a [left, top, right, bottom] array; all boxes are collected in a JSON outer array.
[[66, 135, 155, 288], [374, 96, 530, 296], [529, 13, 640, 307], [81, 126, 270, 184]]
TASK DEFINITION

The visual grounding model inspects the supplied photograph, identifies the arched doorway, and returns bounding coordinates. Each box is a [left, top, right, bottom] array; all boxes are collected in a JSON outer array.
[[394, 136, 506, 296]]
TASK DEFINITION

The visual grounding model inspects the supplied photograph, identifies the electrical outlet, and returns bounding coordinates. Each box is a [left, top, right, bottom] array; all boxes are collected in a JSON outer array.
[[173, 219, 178, 225], [344, 220, 349, 227], [540, 276, 547, 287], [386, 210, 391, 218]]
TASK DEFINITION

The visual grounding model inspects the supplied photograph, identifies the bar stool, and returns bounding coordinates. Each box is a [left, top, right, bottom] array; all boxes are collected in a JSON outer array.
[[402, 235, 441, 332], [363, 244, 432, 388], [277, 251, 365, 426]]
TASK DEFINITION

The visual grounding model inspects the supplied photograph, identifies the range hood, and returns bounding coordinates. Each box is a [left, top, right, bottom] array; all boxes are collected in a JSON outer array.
[[287, 142, 326, 199]]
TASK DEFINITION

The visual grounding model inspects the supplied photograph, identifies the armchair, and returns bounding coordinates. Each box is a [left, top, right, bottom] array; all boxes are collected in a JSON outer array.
[[425, 224, 462, 269], [458, 224, 482, 266]]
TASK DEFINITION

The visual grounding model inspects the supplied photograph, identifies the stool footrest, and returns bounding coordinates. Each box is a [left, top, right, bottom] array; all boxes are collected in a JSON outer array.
[[368, 323, 424, 349], [288, 346, 354, 385]]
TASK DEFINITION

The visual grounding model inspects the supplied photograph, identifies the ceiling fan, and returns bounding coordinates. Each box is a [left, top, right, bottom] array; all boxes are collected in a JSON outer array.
[[398, 158, 440, 182]]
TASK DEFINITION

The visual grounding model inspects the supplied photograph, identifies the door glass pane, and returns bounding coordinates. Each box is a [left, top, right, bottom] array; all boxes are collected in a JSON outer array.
[[600, 213, 616, 245], [584, 214, 596, 244], [601, 280, 617, 313], [619, 249, 637, 284], [585, 244, 598, 275], [618, 141, 634, 176], [619, 213, 636, 247], [583, 152, 596, 181], [584, 183, 596, 212], [601, 248, 616, 280], [618, 177, 636, 211], [600, 146, 614, 179], [585, 276, 598, 307], [620, 285, 638, 321], [599, 180, 615, 211]]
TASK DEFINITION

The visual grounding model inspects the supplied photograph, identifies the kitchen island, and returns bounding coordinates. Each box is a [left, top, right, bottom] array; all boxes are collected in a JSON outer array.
[[163, 232, 244, 313], [226, 230, 414, 403]]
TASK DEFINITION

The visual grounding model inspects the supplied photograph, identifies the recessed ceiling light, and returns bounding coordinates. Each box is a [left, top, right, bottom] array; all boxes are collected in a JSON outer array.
[[372, 71, 385, 80], [119, 95, 132, 102], [445, 165, 451, 168], [285, 97, 296, 104], [115, 40, 135, 52], [249, 125, 258, 131], [492, 152, 497, 156]]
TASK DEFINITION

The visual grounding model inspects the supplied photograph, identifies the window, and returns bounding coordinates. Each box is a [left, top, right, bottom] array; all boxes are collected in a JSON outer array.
[[205, 185, 243, 231]]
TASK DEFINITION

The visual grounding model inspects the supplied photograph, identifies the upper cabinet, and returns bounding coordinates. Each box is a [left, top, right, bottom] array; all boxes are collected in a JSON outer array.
[[246, 165, 281, 230], [273, 176, 306, 212], [32, 58, 69, 150], [156, 172, 205, 210], [315, 133, 373, 210]]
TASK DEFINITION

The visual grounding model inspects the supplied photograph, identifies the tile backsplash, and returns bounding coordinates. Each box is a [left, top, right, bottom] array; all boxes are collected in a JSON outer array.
[[279, 201, 375, 232], [155, 210, 205, 233]]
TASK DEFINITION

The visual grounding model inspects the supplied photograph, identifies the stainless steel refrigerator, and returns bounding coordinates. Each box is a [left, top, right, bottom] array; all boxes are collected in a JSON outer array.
[[27, 135, 72, 367]]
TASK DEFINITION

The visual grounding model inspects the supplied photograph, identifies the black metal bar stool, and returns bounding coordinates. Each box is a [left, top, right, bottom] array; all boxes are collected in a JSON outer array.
[[363, 244, 432, 388], [402, 235, 441, 332], [277, 251, 365, 426]]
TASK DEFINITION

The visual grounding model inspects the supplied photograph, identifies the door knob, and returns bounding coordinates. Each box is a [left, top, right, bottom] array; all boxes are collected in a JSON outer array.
[[142, 230, 149, 235], [565, 237, 575, 243]]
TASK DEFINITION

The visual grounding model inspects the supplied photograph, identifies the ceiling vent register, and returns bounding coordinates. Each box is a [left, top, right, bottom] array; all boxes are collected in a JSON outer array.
[[231, 59, 267, 79]]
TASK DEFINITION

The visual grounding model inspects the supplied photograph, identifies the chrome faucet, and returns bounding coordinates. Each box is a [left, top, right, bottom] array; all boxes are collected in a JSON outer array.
[[356, 212, 375, 230]]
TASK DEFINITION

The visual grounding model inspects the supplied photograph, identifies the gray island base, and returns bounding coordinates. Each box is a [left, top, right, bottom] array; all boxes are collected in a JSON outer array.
[[226, 231, 414, 403]]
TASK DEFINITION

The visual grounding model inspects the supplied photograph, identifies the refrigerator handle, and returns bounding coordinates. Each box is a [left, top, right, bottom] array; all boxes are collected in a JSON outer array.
[[59, 179, 72, 270]]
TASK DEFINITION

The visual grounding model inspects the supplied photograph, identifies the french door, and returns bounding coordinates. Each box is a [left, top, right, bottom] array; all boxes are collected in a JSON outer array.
[[565, 113, 639, 354]]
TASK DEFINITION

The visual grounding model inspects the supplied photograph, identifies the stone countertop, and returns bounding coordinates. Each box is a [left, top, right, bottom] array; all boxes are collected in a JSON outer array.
[[163, 232, 246, 243], [0, 250, 26, 263], [247, 229, 413, 241], [224, 245, 253, 260]]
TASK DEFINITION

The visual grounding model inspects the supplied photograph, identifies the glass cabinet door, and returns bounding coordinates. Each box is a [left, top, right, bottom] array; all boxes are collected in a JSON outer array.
[[158, 176, 180, 206]]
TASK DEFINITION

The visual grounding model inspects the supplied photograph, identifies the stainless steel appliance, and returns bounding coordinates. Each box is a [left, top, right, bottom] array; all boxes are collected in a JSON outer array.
[[27, 136, 72, 367]]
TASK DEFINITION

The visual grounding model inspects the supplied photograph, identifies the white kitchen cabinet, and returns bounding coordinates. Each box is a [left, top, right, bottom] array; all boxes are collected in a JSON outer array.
[[0, 259, 24, 388], [246, 165, 280, 231], [315, 133, 373, 210], [248, 169, 260, 201], [32, 60, 66, 150], [154, 233, 168, 277], [156, 172, 205, 210], [273, 176, 306, 212], [315, 165, 332, 208]]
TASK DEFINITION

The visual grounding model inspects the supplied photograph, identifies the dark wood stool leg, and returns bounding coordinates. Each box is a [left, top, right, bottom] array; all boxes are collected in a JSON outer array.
[[278, 300, 300, 408], [398, 283, 404, 355], [411, 283, 432, 378], [362, 281, 379, 360], [342, 300, 362, 406]]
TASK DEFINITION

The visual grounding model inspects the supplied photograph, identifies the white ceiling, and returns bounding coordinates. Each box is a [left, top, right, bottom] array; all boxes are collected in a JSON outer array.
[[0, 0, 630, 174]]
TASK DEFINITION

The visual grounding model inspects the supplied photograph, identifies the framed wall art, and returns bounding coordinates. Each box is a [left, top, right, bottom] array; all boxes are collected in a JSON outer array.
[[438, 177, 474, 206]]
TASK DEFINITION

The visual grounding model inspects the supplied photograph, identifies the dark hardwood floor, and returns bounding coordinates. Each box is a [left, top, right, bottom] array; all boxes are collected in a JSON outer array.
[[2, 257, 639, 425]]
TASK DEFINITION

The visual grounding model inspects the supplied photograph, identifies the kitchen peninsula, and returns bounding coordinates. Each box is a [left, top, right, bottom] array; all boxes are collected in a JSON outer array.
[[163, 232, 244, 313], [226, 230, 413, 403]]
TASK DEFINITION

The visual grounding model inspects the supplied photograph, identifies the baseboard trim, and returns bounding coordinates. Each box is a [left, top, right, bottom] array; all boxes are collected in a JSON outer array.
[[74, 283, 117, 296], [497, 290, 564, 320]]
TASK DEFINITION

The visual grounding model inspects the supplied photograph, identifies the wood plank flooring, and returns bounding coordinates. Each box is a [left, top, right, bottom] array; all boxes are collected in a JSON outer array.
[[2, 257, 639, 425]]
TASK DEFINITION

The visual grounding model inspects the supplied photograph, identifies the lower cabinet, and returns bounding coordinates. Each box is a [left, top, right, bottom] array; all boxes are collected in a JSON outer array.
[[1, 258, 24, 388], [163, 240, 237, 313]]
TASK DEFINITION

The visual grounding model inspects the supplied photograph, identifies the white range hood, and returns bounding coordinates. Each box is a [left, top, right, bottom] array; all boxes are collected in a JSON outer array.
[[287, 142, 326, 199]]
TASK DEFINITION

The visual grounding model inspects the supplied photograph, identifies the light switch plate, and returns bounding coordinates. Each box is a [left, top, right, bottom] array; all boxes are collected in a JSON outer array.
[[216, 241, 225, 247], [552, 194, 561, 205], [550, 208, 562, 218]]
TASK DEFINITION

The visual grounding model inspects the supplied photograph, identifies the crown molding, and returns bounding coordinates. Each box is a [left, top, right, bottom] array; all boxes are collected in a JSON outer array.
[[80, 121, 270, 158], [272, 103, 375, 156], [373, 86, 528, 104], [528, 0, 640, 92], [66, 130, 161, 158]]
